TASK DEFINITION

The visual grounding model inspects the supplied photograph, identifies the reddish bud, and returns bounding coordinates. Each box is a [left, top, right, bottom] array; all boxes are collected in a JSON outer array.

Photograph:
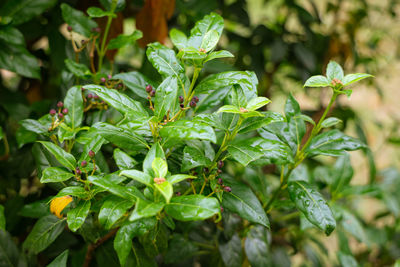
[[92, 27, 101, 33], [49, 109, 56, 116], [178, 96, 184, 103], [93, 94, 99, 99], [192, 96, 199, 103], [62, 108, 68, 114], [224, 186, 232, 192], [175, 192, 181, 196], [107, 74, 112, 79], [218, 160, 224, 169], [57, 101, 63, 108], [75, 167, 82, 175], [67, 25, 72, 32], [220, 206, 224, 212], [180, 104, 184, 108], [58, 113, 64, 119], [218, 178, 223, 185], [145, 85, 152, 92], [88, 150, 95, 158], [87, 93, 93, 99], [217, 169, 222, 174], [81, 160, 87, 167], [190, 100, 196, 108], [150, 90, 156, 97], [100, 77, 106, 83], [81, 87, 86, 91]]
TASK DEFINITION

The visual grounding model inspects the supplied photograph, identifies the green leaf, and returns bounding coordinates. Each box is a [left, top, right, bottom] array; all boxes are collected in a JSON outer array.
[[164, 235, 198, 263], [64, 86, 84, 129], [305, 130, 366, 157], [321, 117, 342, 128], [195, 71, 255, 94], [165, 195, 220, 221], [93, 122, 148, 150], [65, 59, 91, 79], [160, 120, 216, 144], [219, 234, 242, 267], [41, 167, 74, 183], [100, 0, 125, 12], [47, 250, 69, 267], [244, 226, 270, 267], [188, 12, 224, 49], [246, 97, 271, 111], [152, 158, 168, 178], [113, 149, 137, 170], [304, 75, 330, 88], [222, 178, 269, 227], [240, 112, 284, 134], [23, 215, 66, 254], [20, 119, 49, 134], [130, 199, 164, 221], [61, 3, 97, 37], [88, 175, 143, 201], [120, 169, 152, 187], [113, 71, 154, 99], [335, 206, 368, 244], [84, 85, 148, 120], [287, 181, 336, 235], [170, 28, 187, 50], [326, 61, 344, 81], [204, 50, 234, 63], [99, 196, 134, 229], [0, 27, 24, 45], [337, 252, 358, 267], [67, 200, 91, 232], [154, 76, 178, 120], [114, 218, 156, 266], [284, 93, 301, 119], [143, 143, 165, 176], [0, 230, 23, 267], [217, 105, 241, 114], [154, 181, 173, 203], [200, 29, 219, 51], [167, 174, 196, 184], [146, 42, 185, 79], [181, 146, 209, 172], [108, 30, 142, 49], [0, 205, 5, 230], [228, 141, 264, 166], [38, 141, 76, 170], [87, 7, 111, 18], [342, 73, 373, 86], [0, 0, 57, 25], [331, 154, 353, 193], [230, 84, 247, 108], [54, 186, 89, 199]]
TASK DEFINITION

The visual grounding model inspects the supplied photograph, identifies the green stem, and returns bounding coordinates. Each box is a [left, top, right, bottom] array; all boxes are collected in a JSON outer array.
[[97, 1, 117, 71], [179, 67, 201, 119]]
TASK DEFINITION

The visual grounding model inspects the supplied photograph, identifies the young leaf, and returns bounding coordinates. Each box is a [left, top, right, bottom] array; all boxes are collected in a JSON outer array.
[[303, 75, 330, 88], [217, 105, 241, 114], [170, 28, 187, 50], [99, 196, 134, 229], [129, 198, 164, 221], [160, 120, 216, 144], [88, 175, 143, 201], [246, 97, 271, 111], [287, 181, 336, 235], [342, 73, 373, 86], [188, 12, 224, 49], [64, 86, 84, 129], [154, 76, 178, 120], [114, 218, 156, 266], [120, 169, 152, 187], [331, 153, 353, 193], [167, 174, 196, 184], [20, 119, 49, 134], [154, 181, 173, 203], [143, 142, 165, 176], [165, 195, 220, 221], [337, 251, 358, 267], [23, 215, 66, 254], [326, 61, 344, 81], [47, 250, 69, 267], [195, 71, 255, 94], [60, 3, 97, 37], [41, 167, 74, 183], [84, 85, 148, 120], [64, 59, 91, 79], [107, 31, 143, 49], [284, 94, 301, 119], [222, 178, 269, 227], [67, 200, 91, 232], [113, 149, 137, 170], [321, 117, 342, 128], [204, 50, 234, 63], [181, 146, 209, 172], [200, 30, 219, 51], [54, 186, 89, 199], [38, 141, 76, 170], [152, 158, 168, 178], [87, 7, 112, 18]]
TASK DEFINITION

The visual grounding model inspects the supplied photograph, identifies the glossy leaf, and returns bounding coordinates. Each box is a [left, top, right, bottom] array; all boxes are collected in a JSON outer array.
[[326, 61, 344, 81], [331, 154, 354, 193], [165, 195, 220, 221], [321, 117, 342, 128], [204, 50, 234, 63], [41, 167, 74, 183], [47, 250, 69, 267], [0, 230, 23, 266], [113, 71, 154, 99], [67, 200, 90, 232], [54, 186, 89, 199], [287, 181, 336, 235], [108, 31, 143, 49], [38, 141, 76, 170], [152, 158, 168, 178], [222, 178, 269, 227], [188, 12, 224, 49], [88, 175, 143, 201], [87, 7, 111, 18], [64, 86, 84, 129], [99, 196, 134, 229], [113, 149, 137, 170], [23, 215, 66, 254], [219, 234, 242, 267], [130, 198, 164, 221], [306, 130, 366, 157], [60, 3, 97, 37], [217, 105, 241, 114], [343, 73, 373, 86], [120, 169, 152, 187], [154, 181, 173, 203], [154, 76, 178, 120], [247, 97, 271, 111], [245, 226, 270, 267], [84, 85, 148, 120], [240, 112, 284, 134], [181, 145, 209, 172], [20, 119, 48, 134], [337, 251, 358, 267], [195, 71, 255, 94], [167, 174, 196, 184], [304, 75, 330, 88], [65, 59, 91, 79], [143, 143, 165, 176], [160, 120, 216, 144], [284, 93, 301, 119], [0, 0, 57, 25], [170, 28, 187, 50], [228, 142, 264, 166]]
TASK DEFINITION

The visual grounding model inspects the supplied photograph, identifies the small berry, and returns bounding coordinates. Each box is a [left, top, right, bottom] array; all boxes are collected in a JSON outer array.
[[81, 39, 86, 44], [224, 186, 232, 192], [150, 90, 156, 97], [81, 160, 87, 167], [145, 85, 153, 92], [93, 94, 99, 99], [75, 168, 82, 175], [117, 83, 122, 89], [100, 77, 106, 83], [107, 74, 112, 79], [58, 113, 64, 119], [62, 108, 68, 114], [175, 192, 181, 196], [81, 87, 86, 91], [67, 25, 72, 32], [57, 101, 63, 108], [192, 96, 199, 103], [180, 104, 184, 108], [220, 206, 224, 212], [239, 107, 248, 113], [218, 178, 223, 185], [190, 100, 196, 108], [92, 27, 101, 33], [218, 160, 224, 169], [204, 167, 209, 173], [49, 109, 56, 116], [178, 96, 184, 103], [87, 93, 93, 99], [88, 150, 95, 158], [217, 169, 222, 174]]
